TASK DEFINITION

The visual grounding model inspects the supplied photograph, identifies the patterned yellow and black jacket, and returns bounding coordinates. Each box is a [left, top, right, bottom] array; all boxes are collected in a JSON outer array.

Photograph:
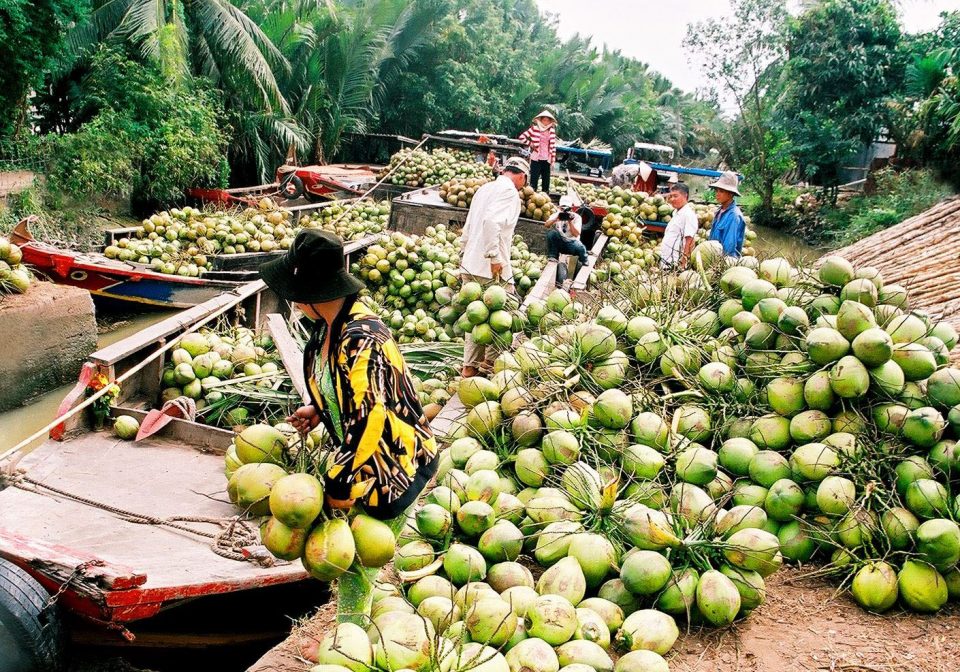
[[304, 297, 438, 519]]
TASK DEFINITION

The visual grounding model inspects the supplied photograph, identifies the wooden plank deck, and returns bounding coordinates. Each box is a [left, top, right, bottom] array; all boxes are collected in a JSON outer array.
[[0, 429, 307, 622], [571, 233, 609, 293]]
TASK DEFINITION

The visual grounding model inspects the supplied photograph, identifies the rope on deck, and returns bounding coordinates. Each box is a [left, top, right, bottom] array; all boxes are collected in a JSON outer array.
[[0, 471, 261, 563]]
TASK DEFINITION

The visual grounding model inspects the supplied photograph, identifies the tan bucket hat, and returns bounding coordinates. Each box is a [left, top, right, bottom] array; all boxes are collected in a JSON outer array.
[[533, 109, 557, 123], [708, 170, 741, 196], [503, 157, 530, 176]]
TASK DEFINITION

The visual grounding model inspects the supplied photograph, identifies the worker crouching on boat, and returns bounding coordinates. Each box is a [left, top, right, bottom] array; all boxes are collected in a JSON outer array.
[[260, 230, 438, 617]]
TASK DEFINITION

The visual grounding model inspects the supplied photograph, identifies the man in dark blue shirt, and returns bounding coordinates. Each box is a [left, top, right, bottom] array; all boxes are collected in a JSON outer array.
[[708, 171, 746, 257]]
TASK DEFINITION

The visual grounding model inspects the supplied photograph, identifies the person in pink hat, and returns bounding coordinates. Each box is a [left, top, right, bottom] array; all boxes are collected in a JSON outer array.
[[519, 109, 557, 193]]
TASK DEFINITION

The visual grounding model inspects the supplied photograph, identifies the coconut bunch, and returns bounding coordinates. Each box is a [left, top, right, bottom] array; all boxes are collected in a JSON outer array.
[[519, 187, 557, 222], [118, 202, 295, 277], [159, 327, 294, 428], [521, 288, 585, 335], [0, 236, 32, 295], [299, 199, 390, 242], [382, 148, 494, 188], [437, 281, 525, 350], [439, 177, 494, 209], [353, 227, 461, 344], [317, 320, 786, 671], [509, 238, 546, 297], [609, 242, 960, 614], [223, 422, 404, 586]]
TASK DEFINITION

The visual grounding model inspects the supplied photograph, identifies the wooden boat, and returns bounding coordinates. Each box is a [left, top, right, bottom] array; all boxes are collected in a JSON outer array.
[[11, 218, 251, 309], [0, 238, 378, 657]]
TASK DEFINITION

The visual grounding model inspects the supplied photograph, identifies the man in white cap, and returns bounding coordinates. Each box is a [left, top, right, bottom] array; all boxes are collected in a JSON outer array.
[[544, 194, 588, 286], [458, 156, 529, 377], [708, 170, 746, 258], [519, 109, 557, 193]]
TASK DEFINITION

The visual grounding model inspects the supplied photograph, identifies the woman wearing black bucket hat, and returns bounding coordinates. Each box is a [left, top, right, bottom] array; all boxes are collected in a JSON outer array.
[[260, 229, 439, 620]]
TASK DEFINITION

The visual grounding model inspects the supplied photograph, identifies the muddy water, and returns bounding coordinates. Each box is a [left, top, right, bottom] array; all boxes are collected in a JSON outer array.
[[0, 309, 175, 452], [751, 223, 824, 263]]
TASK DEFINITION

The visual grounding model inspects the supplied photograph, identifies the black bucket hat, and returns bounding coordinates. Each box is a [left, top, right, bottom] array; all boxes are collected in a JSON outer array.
[[260, 229, 364, 303]]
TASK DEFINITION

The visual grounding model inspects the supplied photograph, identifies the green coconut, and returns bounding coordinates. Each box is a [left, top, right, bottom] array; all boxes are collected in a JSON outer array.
[[675, 446, 718, 486], [749, 414, 792, 451], [615, 609, 679, 656], [525, 595, 578, 646], [902, 407, 946, 447], [904, 478, 951, 519], [228, 462, 287, 516], [840, 278, 878, 307], [748, 451, 791, 488], [916, 518, 960, 570], [741, 278, 778, 311], [927, 368, 960, 410], [614, 650, 669, 672], [537, 556, 587, 606], [696, 570, 742, 626], [818, 256, 855, 287], [444, 543, 487, 585], [718, 437, 760, 476], [629, 413, 670, 451], [567, 533, 617, 589], [302, 518, 355, 581], [764, 479, 805, 522], [851, 562, 899, 613], [789, 410, 832, 443], [898, 560, 948, 613], [478, 520, 524, 562], [836, 301, 877, 341], [891, 343, 937, 382], [592, 389, 633, 429], [805, 328, 850, 365], [620, 551, 672, 596], [723, 528, 780, 573], [802, 371, 835, 411], [765, 377, 805, 417]]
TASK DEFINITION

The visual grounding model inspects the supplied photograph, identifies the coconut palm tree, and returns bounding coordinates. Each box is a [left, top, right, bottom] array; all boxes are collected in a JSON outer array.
[[250, 0, 444, 165], [68, 0, 288, 107]]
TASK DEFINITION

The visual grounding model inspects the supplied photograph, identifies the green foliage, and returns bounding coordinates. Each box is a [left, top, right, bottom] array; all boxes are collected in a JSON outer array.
[[0, 0, 86, 138], [47, 111, 138, 199], [800, 169, 953, 247], [45, 49, 228, 206], [688, 0, 791, 221], [779, 0, 902, 186], [889, 12, 960, 187]]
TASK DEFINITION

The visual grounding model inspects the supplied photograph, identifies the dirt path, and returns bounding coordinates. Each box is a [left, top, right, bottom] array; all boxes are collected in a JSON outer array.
[[249, 568, 960, 672]]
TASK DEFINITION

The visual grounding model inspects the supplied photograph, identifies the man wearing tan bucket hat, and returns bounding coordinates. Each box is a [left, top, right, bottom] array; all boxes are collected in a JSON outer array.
[[519, 109, 557, 193], [708, 170, 747, 258]]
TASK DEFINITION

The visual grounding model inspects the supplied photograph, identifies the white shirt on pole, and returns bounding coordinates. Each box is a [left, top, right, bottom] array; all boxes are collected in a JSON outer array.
[[459, 175, 522, 281], [659, 202, 698, 266]]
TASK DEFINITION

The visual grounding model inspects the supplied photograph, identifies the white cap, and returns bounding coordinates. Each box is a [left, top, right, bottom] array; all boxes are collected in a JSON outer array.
[[559, 195, 575, 207]]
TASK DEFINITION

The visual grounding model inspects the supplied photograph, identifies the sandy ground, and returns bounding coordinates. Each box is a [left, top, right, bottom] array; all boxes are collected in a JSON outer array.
[[248, 568, 960, 672]]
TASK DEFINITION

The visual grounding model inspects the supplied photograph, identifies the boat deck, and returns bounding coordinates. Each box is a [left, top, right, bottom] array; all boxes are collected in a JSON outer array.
[[0, 429, 306, 623]]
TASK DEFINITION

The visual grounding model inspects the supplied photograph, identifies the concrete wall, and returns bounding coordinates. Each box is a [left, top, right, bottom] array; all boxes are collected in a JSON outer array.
[[0, 282, 97, 412]]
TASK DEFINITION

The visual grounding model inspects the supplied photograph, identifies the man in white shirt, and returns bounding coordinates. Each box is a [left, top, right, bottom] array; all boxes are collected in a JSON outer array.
[[544, 194, 589, 286], [459, 157, 528, 377], [659, 182, 698, 270]]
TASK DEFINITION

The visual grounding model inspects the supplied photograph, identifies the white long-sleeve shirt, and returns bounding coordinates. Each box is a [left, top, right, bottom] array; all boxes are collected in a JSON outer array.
[[459, 175, 522, 281]]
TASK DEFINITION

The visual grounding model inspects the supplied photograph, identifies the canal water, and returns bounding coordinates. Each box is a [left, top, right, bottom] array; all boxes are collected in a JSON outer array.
[[751, 223, 825, 263], [0, 310, 175, 452]]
